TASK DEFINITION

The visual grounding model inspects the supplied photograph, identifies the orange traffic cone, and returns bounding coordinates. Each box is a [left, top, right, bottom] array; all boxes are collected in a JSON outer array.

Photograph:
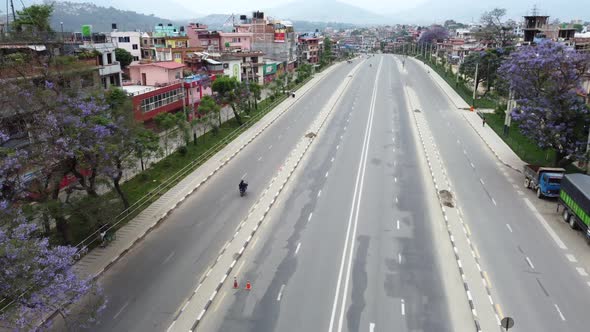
[[245, 281, 251, 291], [233, 277, 239, 289]]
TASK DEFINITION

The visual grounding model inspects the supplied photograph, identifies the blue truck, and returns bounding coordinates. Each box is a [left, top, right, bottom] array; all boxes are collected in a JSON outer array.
[[558, 173, 590, 244], [523, 164, 565, 198]]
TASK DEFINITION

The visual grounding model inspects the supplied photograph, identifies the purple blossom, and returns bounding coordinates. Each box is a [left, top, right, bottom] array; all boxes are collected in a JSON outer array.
[[499, 40, 590, 165]]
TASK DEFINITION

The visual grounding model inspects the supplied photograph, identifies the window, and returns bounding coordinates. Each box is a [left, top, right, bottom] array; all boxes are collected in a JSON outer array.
[[174, 53, 181, 59], [140, 88, 184, 113], [132, 44, 138, 50], [133, 56, 139, 61], [175, 71, 181, 79], [118, 36, 130, 43], [106, 53, 112, 64]]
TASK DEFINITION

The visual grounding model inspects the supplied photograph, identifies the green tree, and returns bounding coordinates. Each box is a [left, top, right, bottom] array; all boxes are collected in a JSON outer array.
[[154, 112, 178, 156], [12, 4, 53, 33], [212, 76, 242, 125], [115, 48, 133, 67], [198, 95, 221, 134], [459, 49, 503, 95], [249, 82, 262, 110], [320, 37, 333, 67]]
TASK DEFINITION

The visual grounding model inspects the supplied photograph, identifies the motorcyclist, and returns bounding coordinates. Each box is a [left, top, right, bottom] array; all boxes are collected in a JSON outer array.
[[239, 180, 248, 194]]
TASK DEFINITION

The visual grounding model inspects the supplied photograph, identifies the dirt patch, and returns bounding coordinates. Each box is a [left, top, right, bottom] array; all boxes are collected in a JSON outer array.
[[439, 189, 455, 208]]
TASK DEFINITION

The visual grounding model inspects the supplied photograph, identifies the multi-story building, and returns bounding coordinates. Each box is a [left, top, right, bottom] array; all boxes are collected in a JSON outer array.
[[186, 23, 222, 52], [298, 32, 322, 64], [80, 42, 123, 89], [124, 61, 212, 122], [110, 28, 142, 61], [141, 24, 203, 63], [184, 50, 264, 85]]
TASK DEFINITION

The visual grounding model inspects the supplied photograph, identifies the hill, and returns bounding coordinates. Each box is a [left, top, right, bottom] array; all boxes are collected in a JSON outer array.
[[49, 1, 175, 32], [265, 0, 390, 25]]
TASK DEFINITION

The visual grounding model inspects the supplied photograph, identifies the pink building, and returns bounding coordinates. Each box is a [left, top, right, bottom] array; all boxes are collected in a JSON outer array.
[[219, 32, 253, 51], [186, 23, 221, 51], [128, 61, 185, 86]]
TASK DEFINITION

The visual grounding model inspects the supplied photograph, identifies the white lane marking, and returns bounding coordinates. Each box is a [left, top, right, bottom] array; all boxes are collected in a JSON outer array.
[[295, 242, 301, 255], [277, 284, 286, 301], [340, 135, 343, 139], [258, 156, 263, 161], [162, 251, 175, 264], [506, 224, 513, 233], [525, 257, 535, 270], [212, 291, 227, 312], [463, 149, 467, 155], [395, 196, 399, 204], [565, 254, 577, 263], [235, 260, 246, 276], [517, 190, 524, 196], [479, 178, 485, 185], [470, 162, 475, 169], [325, 171, 329, 178], [554, 304, 566, 321], [113, 301, 129, 319], [401, 299, 406, 315], [394, 177, 398, 183], [398, 253, 402, 264], [587, 281, 590, 288], [331, 157, 335, 163], [336, 145, 340, 150], [576, 267, 589, 277], [241, 172, 248, 180], [317, 190, 322, 198], [393, 161, 396, 167], [512, 184, 519, 189], [396, 220, 400, 230], [524, 198, 567, 250], [329, 57, 381, 332], [268, 145, 273, 150], [166, 321, 176, 332], [308, 212, 313, 222], [491, 198, 497, 206], [370, 323, 375, 332], [344, 126, 347, 130], [251, 237, 259, 249]]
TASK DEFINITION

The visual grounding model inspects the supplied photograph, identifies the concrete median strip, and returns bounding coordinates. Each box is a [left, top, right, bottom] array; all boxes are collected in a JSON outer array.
[[403, 75, 500, 331], [168, 60, 365, 331]]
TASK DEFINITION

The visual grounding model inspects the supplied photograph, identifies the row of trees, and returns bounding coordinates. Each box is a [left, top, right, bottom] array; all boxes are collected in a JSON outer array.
[[416, 8, 590, 167]]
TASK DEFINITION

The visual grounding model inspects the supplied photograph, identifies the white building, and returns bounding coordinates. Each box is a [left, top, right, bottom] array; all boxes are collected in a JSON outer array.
[[80, 43, 123, 89], [110, 30, 142, 61]]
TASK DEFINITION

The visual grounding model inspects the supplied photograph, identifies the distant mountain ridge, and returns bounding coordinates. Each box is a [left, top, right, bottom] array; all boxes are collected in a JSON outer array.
[[265, 0, 390, 25], [49, 2, 358, 34], [50, 1, 175, 32]]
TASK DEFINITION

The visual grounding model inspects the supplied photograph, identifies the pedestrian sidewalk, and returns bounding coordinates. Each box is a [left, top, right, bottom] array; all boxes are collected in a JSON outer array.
[[72, 63, 342, 282], [410, 57, 526, 173]]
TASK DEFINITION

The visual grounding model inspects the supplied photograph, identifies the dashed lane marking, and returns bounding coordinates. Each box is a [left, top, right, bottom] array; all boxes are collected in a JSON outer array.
[[277, 284, 286, 301], [576, 267, 589, 277], [295, 242, 301, 255], [506, 224, 513, 233], [554, 304, 566, 321], [113, 301, 129, 320], [525, 257, 535, 270], [566, 254, 577, 263]]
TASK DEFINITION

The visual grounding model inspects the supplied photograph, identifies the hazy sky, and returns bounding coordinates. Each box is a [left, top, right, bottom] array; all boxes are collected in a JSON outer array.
[[18, 0, 589, 23]]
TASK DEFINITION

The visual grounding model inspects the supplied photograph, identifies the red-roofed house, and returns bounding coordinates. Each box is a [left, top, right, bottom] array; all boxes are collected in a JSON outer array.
[[128, 61, 185, 86], [123, 61, 214, 123]]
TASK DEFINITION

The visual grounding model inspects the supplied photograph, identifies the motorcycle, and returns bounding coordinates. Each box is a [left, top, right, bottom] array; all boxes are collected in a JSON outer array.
[[239, 183, 248, 197]]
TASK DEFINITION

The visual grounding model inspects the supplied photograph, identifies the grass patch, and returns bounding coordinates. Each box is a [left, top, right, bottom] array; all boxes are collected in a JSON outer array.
[[66, 75, 315, 248]]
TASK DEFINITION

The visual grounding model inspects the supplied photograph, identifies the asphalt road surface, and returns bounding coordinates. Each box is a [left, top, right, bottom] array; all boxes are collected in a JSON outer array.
[[198, 55, 473, 332], [81, 60, 364, 332], [78, 54, 590, 332]]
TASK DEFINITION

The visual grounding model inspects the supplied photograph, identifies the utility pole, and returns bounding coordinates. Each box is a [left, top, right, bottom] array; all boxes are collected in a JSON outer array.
[[9, 0, 16, 24], [472, 61, 479, 107]]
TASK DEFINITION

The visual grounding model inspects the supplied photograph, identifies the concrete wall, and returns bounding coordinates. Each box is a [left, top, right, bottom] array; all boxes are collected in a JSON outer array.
[[110, 31, 142, 60]]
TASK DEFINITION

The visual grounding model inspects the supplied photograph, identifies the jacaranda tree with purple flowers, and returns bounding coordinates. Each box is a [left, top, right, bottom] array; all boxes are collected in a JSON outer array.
[[0, 206, 105, 331], [499, 40, 590, 166]]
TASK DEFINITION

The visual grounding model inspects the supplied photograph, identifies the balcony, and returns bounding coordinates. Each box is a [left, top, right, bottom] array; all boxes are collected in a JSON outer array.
[[99, 62, 122, 76]]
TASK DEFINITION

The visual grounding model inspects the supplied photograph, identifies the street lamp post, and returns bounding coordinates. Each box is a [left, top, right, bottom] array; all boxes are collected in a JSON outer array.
[[504, 88, 514, 136], [60, 22, 64, 42]]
